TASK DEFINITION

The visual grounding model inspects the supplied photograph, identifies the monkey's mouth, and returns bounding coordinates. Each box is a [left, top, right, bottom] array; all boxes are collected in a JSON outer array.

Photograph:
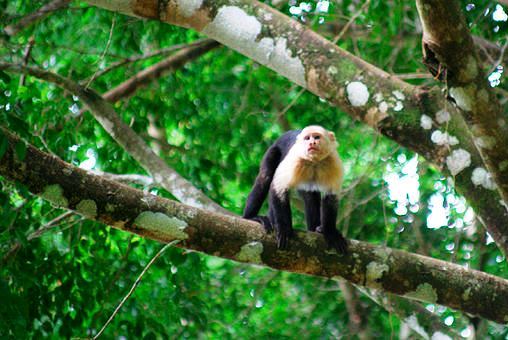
[[308, 147, 318, 153]]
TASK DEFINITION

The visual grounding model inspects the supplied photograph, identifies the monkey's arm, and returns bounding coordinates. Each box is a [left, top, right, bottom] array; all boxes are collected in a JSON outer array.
[[320, 194, 348, 254], [243, 145, 281, 219], [269, 189, 293, 249]]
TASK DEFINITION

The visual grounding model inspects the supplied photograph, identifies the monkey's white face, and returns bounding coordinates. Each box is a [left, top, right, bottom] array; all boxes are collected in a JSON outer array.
[[298, 126, 336, 161]]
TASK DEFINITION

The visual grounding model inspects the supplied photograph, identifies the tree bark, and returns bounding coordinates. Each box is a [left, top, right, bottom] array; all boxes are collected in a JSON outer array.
[[416, 0, 508, 220], [1, 127, 508, 324]]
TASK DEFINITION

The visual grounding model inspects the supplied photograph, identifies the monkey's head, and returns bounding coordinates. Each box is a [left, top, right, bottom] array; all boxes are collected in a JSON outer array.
[[297, 125, 337, 162]]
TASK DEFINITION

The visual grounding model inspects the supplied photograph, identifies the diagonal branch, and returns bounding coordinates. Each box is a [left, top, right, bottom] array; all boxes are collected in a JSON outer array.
[[416, 0, 508, 207], [0, 63, 228, 214], [1, 127, 508, 323], [3, 0, 71, 36], [102, 39, 220, 102], [88, 38, 216, 81]]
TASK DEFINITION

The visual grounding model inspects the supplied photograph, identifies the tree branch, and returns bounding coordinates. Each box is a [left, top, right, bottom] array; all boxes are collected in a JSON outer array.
[[81, 0, 508, 255], [0, 62, 228, 214], [87, 38, 216, 81], [3, 0, 71, 36], [1, 127, 508, 324], [102, 39, 220, 102], [416, 0, 508, 208]]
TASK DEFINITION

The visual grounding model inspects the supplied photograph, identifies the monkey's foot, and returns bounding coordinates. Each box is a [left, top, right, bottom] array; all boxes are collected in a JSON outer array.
[[250, 216, 274, 233], [276, 228, 294, 250], [317, 227, 348, 254]]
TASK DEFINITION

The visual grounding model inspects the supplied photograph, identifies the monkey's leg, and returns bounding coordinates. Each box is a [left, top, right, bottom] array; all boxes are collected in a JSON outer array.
[[269, 189, 293, 249], [243, 146, 281, 219], [299, 190, 321, 231], [321, 194, 348, 254]]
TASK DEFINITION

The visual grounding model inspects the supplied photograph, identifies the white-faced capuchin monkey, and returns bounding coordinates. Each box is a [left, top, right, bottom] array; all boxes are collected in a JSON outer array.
[[243, 125, 347, 253]]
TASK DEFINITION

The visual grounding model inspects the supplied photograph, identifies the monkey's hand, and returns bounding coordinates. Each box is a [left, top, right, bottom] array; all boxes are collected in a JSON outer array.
[[276, 227, 294, 250], [316, 227, 348, 254], [250, 216, 274, 233]]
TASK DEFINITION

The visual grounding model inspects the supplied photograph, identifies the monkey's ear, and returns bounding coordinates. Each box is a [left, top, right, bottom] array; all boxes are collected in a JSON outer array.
[[328, 131, 336, 141]]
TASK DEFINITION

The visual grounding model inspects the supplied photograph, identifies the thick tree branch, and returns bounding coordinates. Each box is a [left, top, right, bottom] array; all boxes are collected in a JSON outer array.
[[416, 0, 508, 207], [102, 39, 220, 102], [3, 0, 71, 36], [0, 63, 228, 214], [82, 0, 508, 255], [1, 128, 508, 324]]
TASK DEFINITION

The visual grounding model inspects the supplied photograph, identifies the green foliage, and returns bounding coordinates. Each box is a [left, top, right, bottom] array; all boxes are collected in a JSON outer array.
[[1, 0, 507, 338]]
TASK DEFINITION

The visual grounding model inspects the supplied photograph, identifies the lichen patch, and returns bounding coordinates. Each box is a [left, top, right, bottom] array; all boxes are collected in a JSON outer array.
[[378, 101, 388, 113], [435, 110, 451, 124], [449, 86, 474, 111], [76, 199, 97, 218], [392, 90, 405, 100], [268, 38, 306, 87], [346, 81, 370, 107], [404, 282, 438, 303], [202, 7, 305, 87], [471, 167, 496, 190], [475, 135, 496, 150], [461, 55, 478, 82], [41, 184, 69, 208], [446, 149, 471, 176], [462, 287, 471, 301], [175, 0, 203, 17], [431, 130, 459, 146], [373, 247, 392, 262], [134, 211, 188, 240], [366, 262, 389, 288], [236, 241, 264, 264], [393, 101, 404, 111], [420, 115, 432, 130]]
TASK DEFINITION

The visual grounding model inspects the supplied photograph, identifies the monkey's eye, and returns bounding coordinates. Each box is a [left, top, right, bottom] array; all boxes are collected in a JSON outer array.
[[315, 135, 320, 140], [304, 136, 310, 140]]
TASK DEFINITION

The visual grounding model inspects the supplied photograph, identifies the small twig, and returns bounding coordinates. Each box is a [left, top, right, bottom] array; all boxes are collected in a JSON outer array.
[[92, 241, 178, 339], [86, 14, 116, 89], [488, 39, 508, 74], [19, 37, 35, 86], [91, 171, 154, 187], [100, 39, 220, 103], [27, 211, 74, 240], [394, 73, 433, 80], [88, 39, 214, 81], [332, 0, 370, 44], [278, 87, 306, 117]]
